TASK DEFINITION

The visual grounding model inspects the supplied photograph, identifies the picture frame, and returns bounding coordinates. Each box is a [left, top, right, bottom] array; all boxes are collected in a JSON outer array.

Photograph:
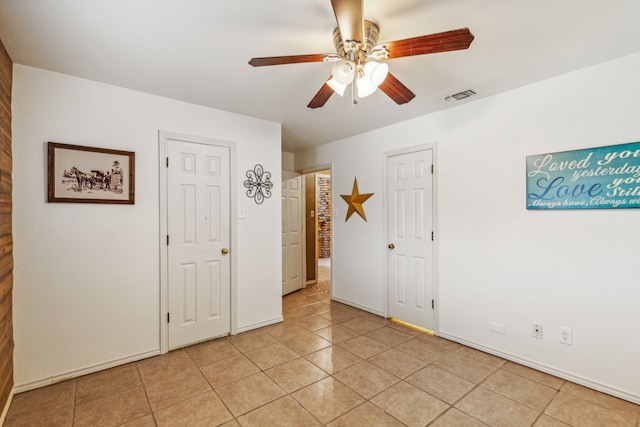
[[47, 142, 135, 204]]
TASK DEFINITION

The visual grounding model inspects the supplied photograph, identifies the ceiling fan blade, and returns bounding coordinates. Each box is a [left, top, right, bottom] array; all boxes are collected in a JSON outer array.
[[331, 0, 364, 46], [307, 79, 334, 109], [385, 28, 474, 59], [378, 73, 415, 105], [249, 54, 325, 67]]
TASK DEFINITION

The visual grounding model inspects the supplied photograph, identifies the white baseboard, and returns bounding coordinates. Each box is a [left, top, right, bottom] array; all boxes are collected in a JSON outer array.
[[439, 331, 640, 405], [13, 316, 287, 395], [14, 349, 160, 394], [1, 387, 14, 425], [331, 297, 385, 317], [235, 316, 283, 334]]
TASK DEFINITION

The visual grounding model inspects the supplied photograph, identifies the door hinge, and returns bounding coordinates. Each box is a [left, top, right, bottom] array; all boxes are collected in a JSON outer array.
[[166, 235, 169, 245], [166, 157, 169, 167], [431, 231, 434, 241], [431, 164, 434, 174], [432, 300, 435, 309], [167, 312, 170, 323]]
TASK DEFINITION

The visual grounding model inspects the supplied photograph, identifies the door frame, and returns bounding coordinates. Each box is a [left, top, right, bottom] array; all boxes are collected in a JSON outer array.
[[383, 143, 440, 334], [299, 164, 334, 299], [158, 130, 238, 354]]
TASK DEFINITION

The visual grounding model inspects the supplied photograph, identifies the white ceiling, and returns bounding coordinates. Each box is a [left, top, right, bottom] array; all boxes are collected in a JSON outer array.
[[2, 1, 640, 152]]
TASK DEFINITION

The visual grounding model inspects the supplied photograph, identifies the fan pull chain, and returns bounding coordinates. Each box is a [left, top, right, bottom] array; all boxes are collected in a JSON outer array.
[[352, 64, 359, 105]]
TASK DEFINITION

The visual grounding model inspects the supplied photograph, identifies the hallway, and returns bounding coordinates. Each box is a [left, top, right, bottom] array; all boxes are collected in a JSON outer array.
[[308, 257, 331, 295]]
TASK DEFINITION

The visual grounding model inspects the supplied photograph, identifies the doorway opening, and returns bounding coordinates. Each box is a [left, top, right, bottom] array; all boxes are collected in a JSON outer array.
[[281, 167, 332, 302], [304, 170, 332, 295]]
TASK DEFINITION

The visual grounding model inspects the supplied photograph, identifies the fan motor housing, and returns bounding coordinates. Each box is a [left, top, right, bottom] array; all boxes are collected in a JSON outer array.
[[333, 20, 380, 56]]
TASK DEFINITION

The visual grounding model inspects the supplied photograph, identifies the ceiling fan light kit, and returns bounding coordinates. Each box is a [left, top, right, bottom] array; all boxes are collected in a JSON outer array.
[[248, 0, 474, 109], [329, 57, 389, 101]]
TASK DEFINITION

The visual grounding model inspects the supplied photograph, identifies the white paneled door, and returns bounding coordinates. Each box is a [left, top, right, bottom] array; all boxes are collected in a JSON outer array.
[[386, 148, 435, 331], [167, 140, 230, 349], [282, 176, 303, 295]]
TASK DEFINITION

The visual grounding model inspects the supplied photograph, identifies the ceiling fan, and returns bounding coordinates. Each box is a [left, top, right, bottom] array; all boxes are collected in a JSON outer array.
[[248, 0, 474, 109]]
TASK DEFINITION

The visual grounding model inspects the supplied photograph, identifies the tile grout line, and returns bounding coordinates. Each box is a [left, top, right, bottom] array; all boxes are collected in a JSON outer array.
[[133, 363, 155, 426], [180, 348, 235, 425], [71, 379, 77, 427], [533, 387, 563, 427]]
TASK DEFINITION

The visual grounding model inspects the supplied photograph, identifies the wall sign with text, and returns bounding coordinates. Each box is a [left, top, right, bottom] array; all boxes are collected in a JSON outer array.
[[526, 141, 640, 210]]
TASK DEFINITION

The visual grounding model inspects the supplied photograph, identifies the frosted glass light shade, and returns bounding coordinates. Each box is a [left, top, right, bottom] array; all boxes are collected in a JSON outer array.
[[356, 77, 377, 97], [327, 78, 347, 96], [332, 60, 355, 85], [357, 61, 389, 98], [364, 61, 389, 86]]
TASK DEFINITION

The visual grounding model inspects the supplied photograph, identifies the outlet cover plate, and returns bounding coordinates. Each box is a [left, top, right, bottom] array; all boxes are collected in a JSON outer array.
[[532, 324, 543, 339], [559, 327, 572, 345]]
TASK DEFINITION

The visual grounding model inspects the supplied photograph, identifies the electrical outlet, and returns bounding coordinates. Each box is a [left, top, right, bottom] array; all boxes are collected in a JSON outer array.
[[532, 324, 543, 339], [559, 327, 572, 345]]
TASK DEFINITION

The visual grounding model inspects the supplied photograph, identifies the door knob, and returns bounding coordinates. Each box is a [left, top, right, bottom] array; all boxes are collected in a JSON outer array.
[[388, 243, 395, 249], [221, 248, 229, 254]]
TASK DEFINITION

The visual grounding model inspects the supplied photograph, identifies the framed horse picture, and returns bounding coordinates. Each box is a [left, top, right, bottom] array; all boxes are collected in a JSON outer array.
[[47, 142, 135, 204]]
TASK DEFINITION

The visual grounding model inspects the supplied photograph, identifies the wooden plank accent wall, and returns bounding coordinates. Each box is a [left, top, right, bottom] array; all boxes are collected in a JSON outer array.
[[0, 37, 13, 415]]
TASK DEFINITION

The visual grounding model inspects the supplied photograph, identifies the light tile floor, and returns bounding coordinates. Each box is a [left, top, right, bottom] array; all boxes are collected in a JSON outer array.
[[5, 284, 640, 426]]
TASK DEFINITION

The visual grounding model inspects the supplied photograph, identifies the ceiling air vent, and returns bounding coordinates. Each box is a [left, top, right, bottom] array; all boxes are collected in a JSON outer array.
[[444, 89, 476, 101]]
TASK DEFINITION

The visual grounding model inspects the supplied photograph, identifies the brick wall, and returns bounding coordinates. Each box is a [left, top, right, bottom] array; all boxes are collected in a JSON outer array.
[[317, 176, 331, 258]]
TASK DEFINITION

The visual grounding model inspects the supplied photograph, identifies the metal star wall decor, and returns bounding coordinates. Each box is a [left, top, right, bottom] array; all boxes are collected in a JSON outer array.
[[340, 177, 374, 222]]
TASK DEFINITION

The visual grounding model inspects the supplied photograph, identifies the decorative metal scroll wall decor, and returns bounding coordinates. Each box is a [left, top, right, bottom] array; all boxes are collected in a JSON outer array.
[[244, 164, 273, 204], [340, 177, 374, 221]]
